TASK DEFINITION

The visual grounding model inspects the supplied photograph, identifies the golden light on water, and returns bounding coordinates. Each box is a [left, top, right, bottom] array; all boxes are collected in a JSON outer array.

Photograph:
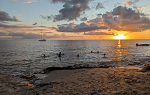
[[114, 34, 126, 39]]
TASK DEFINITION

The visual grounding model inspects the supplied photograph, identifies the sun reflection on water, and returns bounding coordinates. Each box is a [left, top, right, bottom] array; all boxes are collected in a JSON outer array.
[[118, 40, 121, 48]]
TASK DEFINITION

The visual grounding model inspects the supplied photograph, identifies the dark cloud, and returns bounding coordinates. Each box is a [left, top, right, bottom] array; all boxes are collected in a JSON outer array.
[[0, 10, 18, 21], [80, 17, 87, 21], [32, 22, 37, 25], [49, 0, 91, 21], [102, 11, 120, 30], [101, 6, 150, 32], [56, 6, 150, 33], [96, 2, 104, 9], [97, 14, 102, 17], [123, 0, 140, 5], [57, 22, 108, 32], [83, 32, 114, 35], [40, 15, 53, 20], [111, 6, 145, 20]]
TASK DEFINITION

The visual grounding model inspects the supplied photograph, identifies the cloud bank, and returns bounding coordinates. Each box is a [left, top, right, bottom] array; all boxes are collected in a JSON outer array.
[[56, 6, 150, 33], [57, 22, 108, 32]]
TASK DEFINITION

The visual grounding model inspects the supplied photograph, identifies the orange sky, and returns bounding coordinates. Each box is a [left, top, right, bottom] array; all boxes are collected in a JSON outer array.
[[0, 0, 150, 40]]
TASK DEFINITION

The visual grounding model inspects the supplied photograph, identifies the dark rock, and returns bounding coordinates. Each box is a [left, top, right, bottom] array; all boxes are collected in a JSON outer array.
[[141, 64, 150, 72], [128, 62, 140, 66], [90, 91, 98, 95], [20, 75, 35, 80], [36, 83, 53, 88], [41, 64, 110, 74]]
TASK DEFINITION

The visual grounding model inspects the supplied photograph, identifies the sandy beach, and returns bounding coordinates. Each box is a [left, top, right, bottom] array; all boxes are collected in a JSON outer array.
[[0, 66, 150, 95]]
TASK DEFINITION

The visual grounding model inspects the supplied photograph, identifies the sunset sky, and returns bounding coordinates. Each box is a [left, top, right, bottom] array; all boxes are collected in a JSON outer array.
[[0, 0, 150, 40]]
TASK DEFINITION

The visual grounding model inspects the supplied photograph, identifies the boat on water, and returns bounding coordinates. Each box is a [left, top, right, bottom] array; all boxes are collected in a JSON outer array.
[[136, 43, 149, 46], [39, 39, 46, 41], [39, 30, 46, 41]]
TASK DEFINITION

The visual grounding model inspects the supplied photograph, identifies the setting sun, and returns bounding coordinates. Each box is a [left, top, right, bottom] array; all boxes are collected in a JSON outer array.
[[114, 34, 126, 39]]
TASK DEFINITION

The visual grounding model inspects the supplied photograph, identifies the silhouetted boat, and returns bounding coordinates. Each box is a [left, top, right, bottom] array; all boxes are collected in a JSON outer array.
[[39, 39, 46, 41], [136, 43, 149, 46], [39, 30, 46, 41]]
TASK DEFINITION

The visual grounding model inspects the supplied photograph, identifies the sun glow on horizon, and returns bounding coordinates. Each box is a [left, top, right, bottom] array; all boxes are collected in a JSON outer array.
[[114, 34, 126, 39]]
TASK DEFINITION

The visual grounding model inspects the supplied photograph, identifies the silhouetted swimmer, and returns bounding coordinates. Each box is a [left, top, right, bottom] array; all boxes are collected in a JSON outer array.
[[91, 51, 94, 53], [97, 51, 99, 53], [77, 54, 79, 57], [58, 52, 61, 57], [43, 54, 46, 57], [103, 53, 106, 57]]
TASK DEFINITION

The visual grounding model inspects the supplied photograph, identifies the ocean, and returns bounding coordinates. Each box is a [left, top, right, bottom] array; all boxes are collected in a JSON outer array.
[[0, 40, 150, 75]]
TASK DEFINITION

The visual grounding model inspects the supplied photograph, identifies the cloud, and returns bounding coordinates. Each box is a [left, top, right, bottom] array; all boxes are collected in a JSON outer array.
[[96, 2, 104, 9], [33, 29, 53, 33], [123, 0, 139, 5], [80, 17, 87, 21], [32, 22, 37, 25], [0, 10, 19, 21], [57, 21, 108, 32], [137, 5, 149, 10], [97, 14, 102, 17], [23, 0, 37, 4], [12, 10, 16, 12], [50, 33, 82, 39], [17, 14, 25, 16], [49, 0, 91, 21], [0, 31, 40, 39], [57, 6, 150, 33], [102, 6, 150, 32], [0, 23, 36, 29], [11, 0, 17, 1], [83, 32, 113, 35], [40, 15, 53, 20], [10, 32, 40, 39], [0, 23, 56, 31]]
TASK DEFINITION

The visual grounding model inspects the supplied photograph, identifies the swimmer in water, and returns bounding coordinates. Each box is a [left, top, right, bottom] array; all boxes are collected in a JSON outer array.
[[58, 52, 61, 57], [103, 53, 106, 57]]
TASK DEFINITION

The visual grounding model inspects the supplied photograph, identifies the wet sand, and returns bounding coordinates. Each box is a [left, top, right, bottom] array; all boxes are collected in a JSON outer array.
[[0, 67, 150, 95]]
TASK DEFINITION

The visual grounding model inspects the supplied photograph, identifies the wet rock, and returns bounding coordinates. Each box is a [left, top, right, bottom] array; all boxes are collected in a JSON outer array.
[[36, 93, 40, 95], [0, 87, 7, 93], [41, 64, 111, 74], [128, 62, 140, 66], [141, 64, 150, 72], [36, 83, 53, 88], [90, 91, 98, 95], [132, 91, 138, 94], [20, 75, 35, 80]]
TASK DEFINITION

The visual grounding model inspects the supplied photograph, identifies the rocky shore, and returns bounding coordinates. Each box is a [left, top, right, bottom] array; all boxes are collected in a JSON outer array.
[[0, 63, 150, 95]]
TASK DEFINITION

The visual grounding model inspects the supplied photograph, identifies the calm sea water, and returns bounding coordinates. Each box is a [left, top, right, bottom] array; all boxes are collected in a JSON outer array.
[[0, 40, 150, 75]]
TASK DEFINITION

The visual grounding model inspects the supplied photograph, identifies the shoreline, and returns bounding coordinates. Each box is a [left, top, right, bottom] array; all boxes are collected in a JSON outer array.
[[0, 64, 150, 95]]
